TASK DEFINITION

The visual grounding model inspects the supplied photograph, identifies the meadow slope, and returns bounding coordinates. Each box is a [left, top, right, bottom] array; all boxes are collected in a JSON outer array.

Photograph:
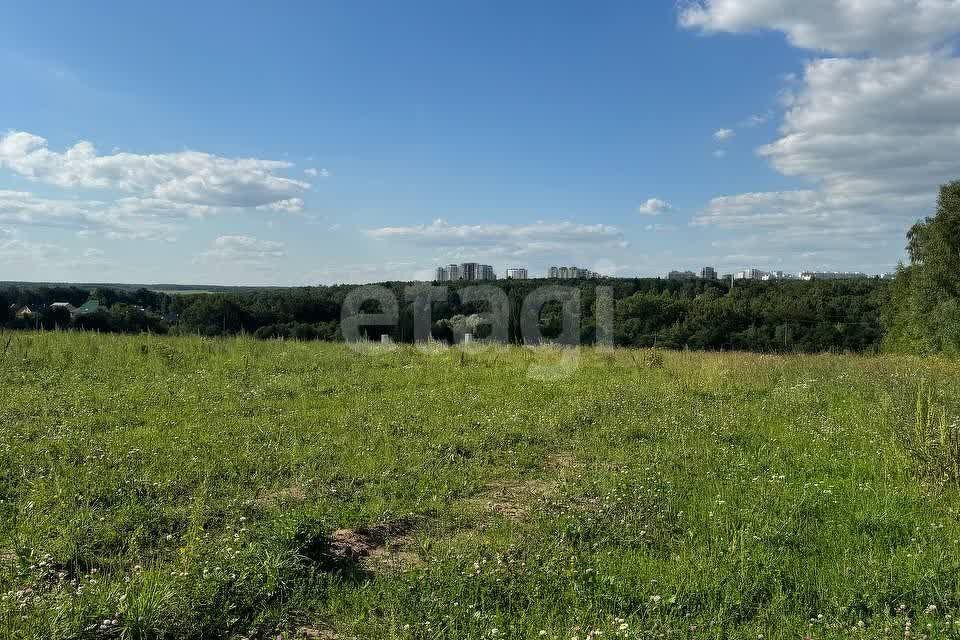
[[2, 333, 960, 639]]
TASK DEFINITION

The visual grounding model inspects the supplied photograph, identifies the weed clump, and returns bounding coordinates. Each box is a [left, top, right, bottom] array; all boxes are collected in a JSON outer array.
[[898, 382, 960, 486], [633, 349, 665, 369]]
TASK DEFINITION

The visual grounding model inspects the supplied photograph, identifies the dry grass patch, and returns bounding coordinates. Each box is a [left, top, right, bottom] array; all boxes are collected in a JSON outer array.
[[250, 484, 308, 509], [467, 452, 579, 521]]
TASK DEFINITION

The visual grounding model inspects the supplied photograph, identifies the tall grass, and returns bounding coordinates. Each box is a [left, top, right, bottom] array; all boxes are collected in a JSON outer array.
[[899, 382, 960, 486]]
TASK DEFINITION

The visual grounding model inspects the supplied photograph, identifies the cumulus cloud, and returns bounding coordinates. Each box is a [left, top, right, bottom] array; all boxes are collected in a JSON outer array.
[[713, 128, 735, 141], [759, 54, 960, 207], [679, 0, 960, 55], [0, 131, 310, 208], [682, 0, 960, 270], [365, 219, 627, 257], [304, 167, 329, 178], [198, 235, 286, 263], [638, 198, 674, 215], [696, 54, 960, 242], [0, 132, 320, 239]]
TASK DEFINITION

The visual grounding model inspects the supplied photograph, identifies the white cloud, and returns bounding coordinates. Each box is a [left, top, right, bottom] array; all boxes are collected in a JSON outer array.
[[696, 54, 960, 251], [304, 167, 330, 178], [0, 227, 108, 268], [0, 131, 310, 208], [694, 189, 904, 268], [712, 149, 727, 158], [679, 0, 960, 55], [681, 2, 960, 270], [637, 198, 674, 215], [197, 235, 287, 263], [0, 190, 182, 240], [759, 54, 960, 206], [365, 219, 627, 257], [257, 198, 305, 213], [695, 190, 893, 232], [713, 128, 735, 141]]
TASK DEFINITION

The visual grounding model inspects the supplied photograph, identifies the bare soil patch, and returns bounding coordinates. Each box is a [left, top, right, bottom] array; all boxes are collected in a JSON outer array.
[[325, 518, 422, 574]]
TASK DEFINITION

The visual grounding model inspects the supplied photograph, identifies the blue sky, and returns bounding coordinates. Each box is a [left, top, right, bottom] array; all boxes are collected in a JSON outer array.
[[1, 1, 958, 284]]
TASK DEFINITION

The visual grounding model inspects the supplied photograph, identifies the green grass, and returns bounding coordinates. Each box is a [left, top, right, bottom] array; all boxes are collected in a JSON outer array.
[[3, 332, 960, 639]]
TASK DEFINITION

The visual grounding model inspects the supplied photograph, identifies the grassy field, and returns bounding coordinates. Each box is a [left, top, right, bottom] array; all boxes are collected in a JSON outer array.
[[2, 333, 960, 639]]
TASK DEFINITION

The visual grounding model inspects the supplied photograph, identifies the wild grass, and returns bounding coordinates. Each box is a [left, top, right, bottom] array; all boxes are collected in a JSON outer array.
[[898, 382, 960, 487], [2, 332, 960, 638]]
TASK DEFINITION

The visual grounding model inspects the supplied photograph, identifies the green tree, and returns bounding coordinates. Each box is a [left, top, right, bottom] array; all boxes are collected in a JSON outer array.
[[886, 180, 960, 354]]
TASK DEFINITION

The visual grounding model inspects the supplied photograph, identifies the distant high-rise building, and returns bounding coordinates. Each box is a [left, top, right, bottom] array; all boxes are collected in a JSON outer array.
[[668, 270, 697, 281], [506, 267, 528, 279], [735, 268, 767, 280], [700, 266, 717, 280], [460, 262, 479, 281], [434, 262, 496, 282], [546, 265, 597, 279]]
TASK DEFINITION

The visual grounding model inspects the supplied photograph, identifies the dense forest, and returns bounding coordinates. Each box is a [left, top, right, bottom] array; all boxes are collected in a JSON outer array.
[[1, 276, 890, 354]]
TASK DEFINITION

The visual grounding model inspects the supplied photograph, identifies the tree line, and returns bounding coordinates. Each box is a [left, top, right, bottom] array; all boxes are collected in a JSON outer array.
[[1, 276, 892, 354]]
